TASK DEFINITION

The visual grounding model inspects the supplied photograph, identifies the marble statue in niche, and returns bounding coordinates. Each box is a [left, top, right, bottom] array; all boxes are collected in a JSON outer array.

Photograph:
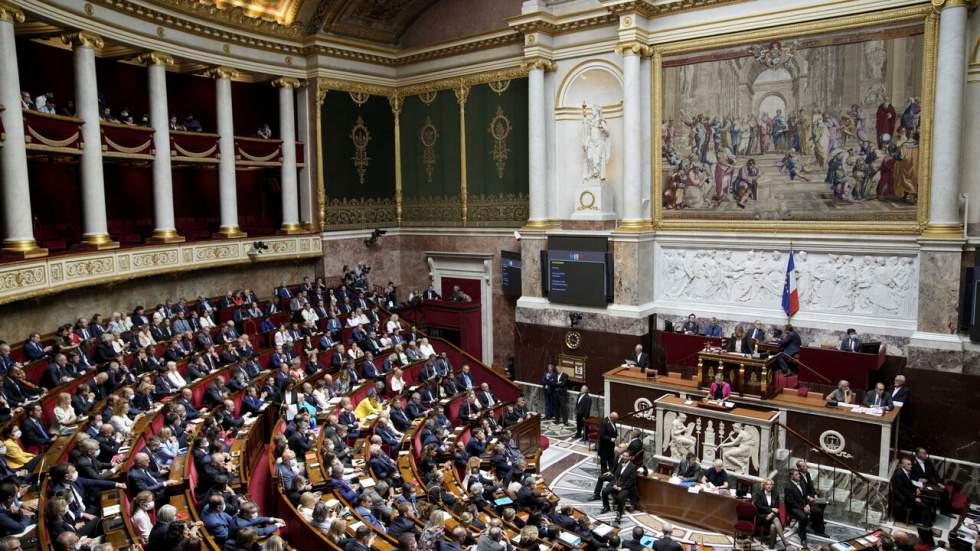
[[663, 411, 697, 459], [581, 103, 611, 185], [657, 248, 917, 319], [718, 422, 760, 474]]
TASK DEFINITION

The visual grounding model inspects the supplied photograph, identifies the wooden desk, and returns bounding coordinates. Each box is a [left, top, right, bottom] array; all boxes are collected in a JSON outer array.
[[637, 474, 740, 534], [605, 366, 899, 478], [696, 350, 777, 399]]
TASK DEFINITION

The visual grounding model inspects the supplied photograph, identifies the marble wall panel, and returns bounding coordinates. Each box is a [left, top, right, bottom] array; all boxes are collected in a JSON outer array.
[[916, 250, 961, 334]]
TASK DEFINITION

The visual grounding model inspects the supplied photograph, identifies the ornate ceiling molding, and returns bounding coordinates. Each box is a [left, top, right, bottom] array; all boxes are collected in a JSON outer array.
[[304, 30, 521, 66], [140, 0, 304, 37], [317, 64, 531, 100]]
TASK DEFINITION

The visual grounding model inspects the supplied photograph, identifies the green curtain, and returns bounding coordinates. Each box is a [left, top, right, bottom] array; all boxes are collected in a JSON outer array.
[[464, 78, 529, 226], [400, 91, 462, 225], [321, 91, 396, 229]]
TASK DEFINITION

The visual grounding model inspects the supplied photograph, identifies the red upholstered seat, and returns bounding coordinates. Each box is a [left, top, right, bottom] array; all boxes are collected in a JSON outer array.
[[539, 436, 550, 450], [734, 502, 757, 537]]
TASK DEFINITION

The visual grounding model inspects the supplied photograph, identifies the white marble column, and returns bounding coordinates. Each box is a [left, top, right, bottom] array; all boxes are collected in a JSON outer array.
[[526, 58, 555, 229], [64, 31, 117, 249], [924, 1, 969, 238], [295, 85, 314, 229], [141, 52, 183, 243], [211, 67, 245, 238], [545, 67, 559, 221], [618, 42, 648, 230], [0, 4, 45, 257], [273, 77, 302, 233]]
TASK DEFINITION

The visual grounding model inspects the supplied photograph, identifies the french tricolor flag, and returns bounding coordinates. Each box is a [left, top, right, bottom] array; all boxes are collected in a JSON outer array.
[[781, 248, 799, 317]]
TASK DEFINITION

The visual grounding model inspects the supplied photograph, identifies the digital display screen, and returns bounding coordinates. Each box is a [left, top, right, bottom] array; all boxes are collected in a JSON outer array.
[[543, 236, 612, 308], [501, 251, 522, 298]]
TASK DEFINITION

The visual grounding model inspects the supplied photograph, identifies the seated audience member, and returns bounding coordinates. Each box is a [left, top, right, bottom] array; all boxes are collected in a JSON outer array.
[[911, 447, 938, 483], [51, 392, 78, 433], [825, 379, 855, 404], [130, 491, 155, 544], [840, 328, 862, 352], [753, 478, 789, 548], [673, 452, 702, 482], [20, 404, 53, 450], [128, 452, 179, 502], [0, 482, 31, 537]]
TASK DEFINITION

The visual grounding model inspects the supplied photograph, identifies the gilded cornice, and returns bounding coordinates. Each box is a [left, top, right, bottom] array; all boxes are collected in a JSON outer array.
[[304, 31, 522, 67], [271, 76, 302, 88], [508, 10, 617, 35], [89, 0, 303, 54], [61, 30, 105, 49], [929, 0, 971, 8], [317, 65, 532, 100], [605, 0, 749, 18], [140, 0, 302, 38], [0, 1, 25, 23], [135, 51, 175, 66]]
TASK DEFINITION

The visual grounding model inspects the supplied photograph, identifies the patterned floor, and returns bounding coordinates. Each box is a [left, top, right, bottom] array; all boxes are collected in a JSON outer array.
[[537, 419, 871, 550]]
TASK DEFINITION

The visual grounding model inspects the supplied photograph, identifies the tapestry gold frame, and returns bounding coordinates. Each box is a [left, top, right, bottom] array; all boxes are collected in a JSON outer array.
[[650, 5, 937, 235]]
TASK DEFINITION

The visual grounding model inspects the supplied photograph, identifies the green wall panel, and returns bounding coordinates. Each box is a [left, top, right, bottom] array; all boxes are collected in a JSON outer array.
[[321, 90, 397, 229], [465, 78, 529, 196]]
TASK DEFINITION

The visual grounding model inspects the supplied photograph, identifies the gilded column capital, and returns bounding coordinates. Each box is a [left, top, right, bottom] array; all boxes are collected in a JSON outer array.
[[388, 95, 404, 117], [136, 51, 175, 66], [0, 1, 25, 23], [61, 31, 104, 49], [204, 66, 240, 80], [521, 57, 557, 73], [453, 83, 470, 105], [271, 77, 302, 89], [614, 40, 652, 57]]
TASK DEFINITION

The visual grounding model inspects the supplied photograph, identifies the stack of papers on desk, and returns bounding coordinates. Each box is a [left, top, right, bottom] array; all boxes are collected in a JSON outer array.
[[359, 478, 376, 488], [102, 504, 121, 516], [593, 524, 614, 537], [559, 532, 582, 545]]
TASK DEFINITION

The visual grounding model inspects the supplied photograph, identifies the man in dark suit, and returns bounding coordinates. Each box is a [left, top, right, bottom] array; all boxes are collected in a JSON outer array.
[[623, 527, 647, 551], [20, 404, 53, 449], [840, 328, 862, 352], [389, 401, 412, 432], [455, 365, 475, 391], [128, 452, 178, 502], [681, 314, 700, 335], [796, 460, 827, 536], [23, 334, 49, 361], [785, 469, 813, 546], [597, 412, 619, 474], [554, 369, 570, 425], [888, 374, 909, 405], [628, 344, 649, 370], [574, 385, 592, 440], [892, 456, 927, 525], [605, 449, 638, 522], [911, 448, 938, 483], [674, 452, 702, 482], [653, 526, 682, 551], [863, 382, 893, 410], [748, 320, 766, 342], [41, 353, 72, 389], [776, 324, 802, 374], [72, 439, 113, 480]]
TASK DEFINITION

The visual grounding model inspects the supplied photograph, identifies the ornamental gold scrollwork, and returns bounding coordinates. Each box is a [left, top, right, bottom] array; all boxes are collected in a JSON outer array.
[[420, 116, 439, 184], [323, 197, 397, 230], [488, 106, 512, 179], [350, 116, 372, 185], [349, 91, 370, 106], [418, 91, 438, 105], [402, 196, 463, 227], [467, 193, 529, 227], [0, 267, 45, 291], [0, 2, 26, 23], [60, 31, 104, 49], [488, 80, 511, 95]]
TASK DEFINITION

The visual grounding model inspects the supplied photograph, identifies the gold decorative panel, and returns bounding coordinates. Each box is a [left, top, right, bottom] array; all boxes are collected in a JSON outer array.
[[467, 193, 529, 228], [402, 195, 463, 227], [323, 197, 398, 230]]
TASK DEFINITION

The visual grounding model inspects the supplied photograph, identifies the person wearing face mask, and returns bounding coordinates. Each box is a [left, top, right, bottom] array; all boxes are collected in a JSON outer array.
[[131, 491, 156, 544], [49, 464, 124, 536], [0, 441, 27, 484], [201, 494, 235, 544], [0, 425, 38, 472]]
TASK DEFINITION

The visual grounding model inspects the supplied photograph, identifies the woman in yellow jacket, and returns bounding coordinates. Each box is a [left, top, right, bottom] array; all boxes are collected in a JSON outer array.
[[2, 424, 36, 470], [353, 389, 384, 420]]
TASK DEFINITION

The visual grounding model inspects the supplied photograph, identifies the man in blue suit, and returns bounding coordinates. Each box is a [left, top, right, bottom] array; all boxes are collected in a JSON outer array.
[[328, 463, 359, 502], [355, 494, 386, 533], [201, 494, 236, 544], [128, 452, 179, 502], [455, 364, 474, 391], [368, 445, 403, 487]]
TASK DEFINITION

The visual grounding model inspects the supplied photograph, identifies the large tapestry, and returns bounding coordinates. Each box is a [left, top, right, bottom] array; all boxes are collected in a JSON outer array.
[[656, 13, 933, 229]]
